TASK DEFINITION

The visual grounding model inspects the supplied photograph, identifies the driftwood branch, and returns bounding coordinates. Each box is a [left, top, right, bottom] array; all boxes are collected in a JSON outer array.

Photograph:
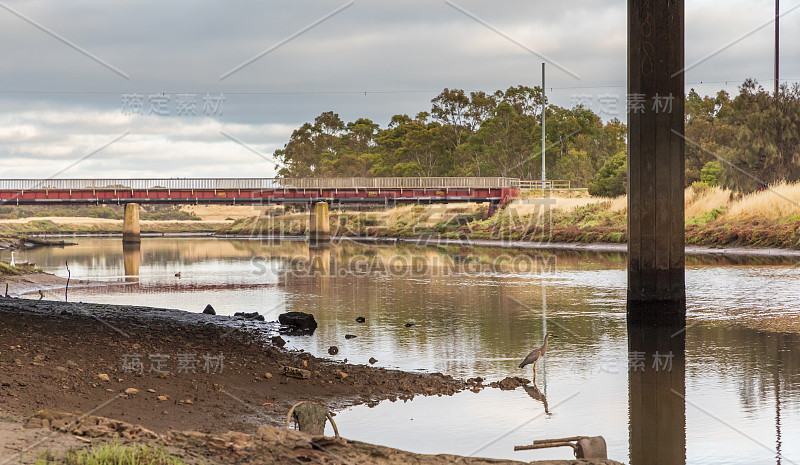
[[514, 442, 576, 452], [534, 436, 585, 444], [65, 261, 70, 302], [515, 436, 607, 459]]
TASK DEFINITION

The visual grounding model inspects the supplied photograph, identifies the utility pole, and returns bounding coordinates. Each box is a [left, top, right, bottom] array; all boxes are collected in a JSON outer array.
[[541, 63, 546, 185], [775, 0, 780, 96]]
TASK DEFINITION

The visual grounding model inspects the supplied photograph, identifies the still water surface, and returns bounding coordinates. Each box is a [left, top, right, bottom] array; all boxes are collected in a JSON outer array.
[[5, 237, 799, 464]]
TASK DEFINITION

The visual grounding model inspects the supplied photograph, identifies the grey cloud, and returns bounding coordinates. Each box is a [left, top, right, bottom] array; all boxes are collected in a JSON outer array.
[[0, 0, 797, 177]]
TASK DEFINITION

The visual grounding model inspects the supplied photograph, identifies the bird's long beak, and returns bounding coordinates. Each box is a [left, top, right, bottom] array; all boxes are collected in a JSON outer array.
[[550, 335, 558, 338]]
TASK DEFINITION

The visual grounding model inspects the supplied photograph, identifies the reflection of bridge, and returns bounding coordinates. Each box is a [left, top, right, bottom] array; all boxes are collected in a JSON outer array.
[[0, 177, 518, 206]]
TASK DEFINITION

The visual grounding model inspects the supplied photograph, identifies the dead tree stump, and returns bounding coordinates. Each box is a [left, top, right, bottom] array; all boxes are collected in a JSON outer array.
[[285, 401, 340, 438]]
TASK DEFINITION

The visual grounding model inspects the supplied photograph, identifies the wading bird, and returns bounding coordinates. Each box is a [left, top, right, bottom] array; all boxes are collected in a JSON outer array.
[[519, 333, 556, 383]]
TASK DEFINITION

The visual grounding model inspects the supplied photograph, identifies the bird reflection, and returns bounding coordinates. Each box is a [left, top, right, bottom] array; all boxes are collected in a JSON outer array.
[[523, 383, 549, 415]]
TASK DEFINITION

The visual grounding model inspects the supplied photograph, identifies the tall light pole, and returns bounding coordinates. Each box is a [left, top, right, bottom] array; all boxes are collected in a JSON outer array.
[[541, 63, 546, 184], [775, 0, 780, 96]]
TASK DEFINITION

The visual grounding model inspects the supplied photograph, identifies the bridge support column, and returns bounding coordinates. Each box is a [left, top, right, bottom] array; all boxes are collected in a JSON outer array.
[[309, 202, 330, 248], [487, 200, 499, 217], [122, 203, 141, 243], [627, 0, 686, 322]]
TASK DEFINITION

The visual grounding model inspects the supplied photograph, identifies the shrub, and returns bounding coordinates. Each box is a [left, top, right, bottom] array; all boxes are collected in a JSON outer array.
[[588, 151, 627, 198], [700, 161, 723, 186]]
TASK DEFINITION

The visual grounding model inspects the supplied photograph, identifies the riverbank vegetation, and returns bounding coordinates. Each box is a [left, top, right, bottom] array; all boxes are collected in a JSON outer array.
[[0, 262, 40, 275], [35, 442, 187, 465], [0, 220, 222, 236], [0, 206, 230, 237], [0, 205, 200, 221], [220, 181, 800, 250]]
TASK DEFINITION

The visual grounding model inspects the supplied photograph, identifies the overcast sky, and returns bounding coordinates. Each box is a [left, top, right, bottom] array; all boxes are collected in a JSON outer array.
[[0, 0, 797, 178]]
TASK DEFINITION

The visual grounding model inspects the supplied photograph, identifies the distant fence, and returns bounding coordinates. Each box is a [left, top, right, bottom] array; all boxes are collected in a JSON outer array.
[[513, 180, 572, 190], [277, 177, 517, 189], [0, 177, 518, 191]]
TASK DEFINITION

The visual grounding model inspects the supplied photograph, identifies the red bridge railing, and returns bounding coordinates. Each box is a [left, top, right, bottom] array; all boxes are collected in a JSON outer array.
[[0, 177, 518, 191]]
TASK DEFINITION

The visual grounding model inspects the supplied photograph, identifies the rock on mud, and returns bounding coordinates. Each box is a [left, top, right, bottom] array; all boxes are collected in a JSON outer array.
[[234, 312, 265, 321], [278, 312, 317, 335], [203, 304, 216, 315], [490, 377, 531, 391], [282, 366, 311, 379]]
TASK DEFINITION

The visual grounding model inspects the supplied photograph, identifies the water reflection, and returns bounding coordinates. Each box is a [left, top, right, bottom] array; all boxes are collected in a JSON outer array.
[[523, 384, 549, 415], [4, 238, 800, 464], [122, 242, 140, 283], [628, 320, 686, 465]]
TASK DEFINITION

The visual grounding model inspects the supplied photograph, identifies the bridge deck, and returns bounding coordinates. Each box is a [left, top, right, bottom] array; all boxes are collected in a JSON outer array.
[[0, 178, 519, 205]]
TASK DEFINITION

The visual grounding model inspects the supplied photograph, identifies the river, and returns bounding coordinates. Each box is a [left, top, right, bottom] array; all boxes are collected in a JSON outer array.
[[5, 237, 799, 464]]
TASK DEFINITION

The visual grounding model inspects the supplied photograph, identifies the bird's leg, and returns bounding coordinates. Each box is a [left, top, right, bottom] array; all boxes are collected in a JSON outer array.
[[532, 361, 537, 384]]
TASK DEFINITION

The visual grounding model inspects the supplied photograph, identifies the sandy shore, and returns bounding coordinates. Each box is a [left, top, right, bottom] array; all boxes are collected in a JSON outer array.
[[0, 273, 99, 297]]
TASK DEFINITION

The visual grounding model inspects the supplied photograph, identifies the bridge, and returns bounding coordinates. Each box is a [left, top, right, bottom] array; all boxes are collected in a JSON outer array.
[[0, 177, 519, 206]]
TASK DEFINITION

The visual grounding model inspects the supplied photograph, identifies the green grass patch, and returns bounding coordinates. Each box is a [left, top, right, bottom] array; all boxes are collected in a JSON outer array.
[[0, 262, 40, 275], [686, 207, 726, 226], [0, 262, 22, 275], [36, 442, 188, 465]]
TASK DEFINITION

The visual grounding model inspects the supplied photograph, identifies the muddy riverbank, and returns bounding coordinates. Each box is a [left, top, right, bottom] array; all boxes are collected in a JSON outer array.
[[0, 273, 98, 297], [1, 412, 623, 464], [0, 297, 467, 436], [0, 291, 626, 464]]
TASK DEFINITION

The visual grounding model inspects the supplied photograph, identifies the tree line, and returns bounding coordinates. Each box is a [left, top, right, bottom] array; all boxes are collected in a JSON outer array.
[[684, 79, 800, 194], [273, 80, 800, 196]]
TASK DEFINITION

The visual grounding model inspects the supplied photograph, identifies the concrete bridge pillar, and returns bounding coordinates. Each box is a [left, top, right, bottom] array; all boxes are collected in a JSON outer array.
[[627, 0, 686, 321], [309, 202, 330, 248], [122, 203, 141, 243]]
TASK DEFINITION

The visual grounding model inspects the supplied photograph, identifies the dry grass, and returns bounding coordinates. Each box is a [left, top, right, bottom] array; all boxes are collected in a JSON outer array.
[[726, 181, 800, 220], [180, 205, 260, 221], [508, 197, 606, 217], [420, 204, 481, 226], [608, 195, 627, 212], [518, 189, 592, 199], [602, 182, 800, 222], [380, 203, 482, 226], [225, 182, 800, 239], [384, 204, 416, 221], [506, 181, 800, 223], [685, 184, 732, 219]]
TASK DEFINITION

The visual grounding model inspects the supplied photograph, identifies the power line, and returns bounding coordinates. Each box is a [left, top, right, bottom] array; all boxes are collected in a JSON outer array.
[[1, 78, 799, 97]]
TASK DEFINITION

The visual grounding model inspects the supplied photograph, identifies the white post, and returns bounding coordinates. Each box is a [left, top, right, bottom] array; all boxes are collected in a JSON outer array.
[[541, 63, 546, 185]]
